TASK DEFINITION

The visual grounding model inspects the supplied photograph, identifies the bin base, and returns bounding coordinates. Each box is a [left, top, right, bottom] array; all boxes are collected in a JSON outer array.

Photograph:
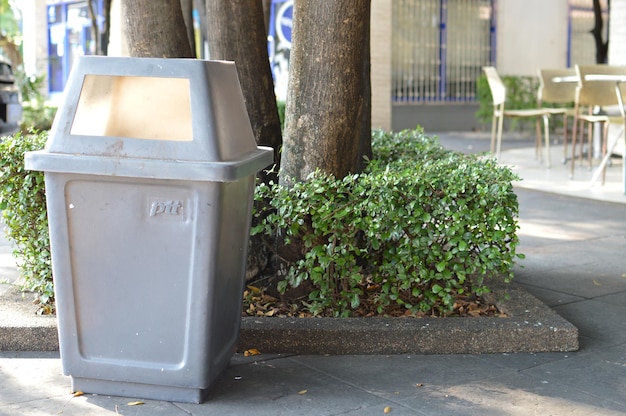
[[71, 376, 209, 404]]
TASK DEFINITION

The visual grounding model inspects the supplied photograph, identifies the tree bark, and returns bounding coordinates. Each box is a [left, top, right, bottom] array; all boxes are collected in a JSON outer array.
[[270, 0, 371, 299], [206, 0, 282, 174], [180, 0, 196, 57], [101, 0, 112, 55], [86, 0, 100, 54], [280, 0, 371, 186], [590, 0, 609, 64], [262, 0, 272, 34], [358, 15, 372, 171], [206, 0, 283, 285], [121, 0, 194, 58]]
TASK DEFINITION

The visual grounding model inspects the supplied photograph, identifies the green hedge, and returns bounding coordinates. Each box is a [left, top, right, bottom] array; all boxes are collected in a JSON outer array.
[[253, 128, 523, 317], [16, 71, 58, 133], [0, 131, 52, 313], [475, 73, 540, 131], [276, 100, 286, 130], [0, 128, 523, 317]]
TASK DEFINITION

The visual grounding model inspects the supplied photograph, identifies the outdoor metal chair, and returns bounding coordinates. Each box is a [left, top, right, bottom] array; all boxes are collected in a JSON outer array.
[[570, 65, 626, 182], [482, 66, 554, 167], [537, 68, 578, 164]]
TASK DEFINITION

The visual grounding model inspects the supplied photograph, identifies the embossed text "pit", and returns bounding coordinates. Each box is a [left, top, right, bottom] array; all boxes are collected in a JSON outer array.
[[149, 201, 182, 216]]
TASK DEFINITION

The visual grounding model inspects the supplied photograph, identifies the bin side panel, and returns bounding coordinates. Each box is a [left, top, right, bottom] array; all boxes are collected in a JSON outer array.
[[65, 180, 195, 368], [44, 174, 77, 374], [207, 177, 256, 373]]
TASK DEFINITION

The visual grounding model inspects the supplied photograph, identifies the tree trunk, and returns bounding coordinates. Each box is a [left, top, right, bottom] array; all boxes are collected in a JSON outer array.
[[206, 0, 283, 285], [280, 0, 371, 186], [590, 0, 609, 64], [121, 0, 194, 58], [86, 0, 100, 54], [101, 0, 112, 55], [262, 0, 272, 34], [180, 0, 196, 57], [271, 0, 371, 300], [358, 14, 372, 171], [206, 0, 282, 174]]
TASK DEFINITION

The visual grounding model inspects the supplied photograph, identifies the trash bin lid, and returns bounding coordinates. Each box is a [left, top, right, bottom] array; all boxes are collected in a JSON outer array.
[[25, 56, 273, 181]]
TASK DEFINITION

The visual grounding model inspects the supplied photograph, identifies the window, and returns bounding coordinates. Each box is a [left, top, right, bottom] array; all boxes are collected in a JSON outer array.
[[568, 0, 610, 66], [392, 0, 494, 103]]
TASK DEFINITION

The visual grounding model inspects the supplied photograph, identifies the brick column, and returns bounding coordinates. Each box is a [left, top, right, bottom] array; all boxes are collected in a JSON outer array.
[[21, 0, 49, 97], [370, 0, 392, 131], [609, 0, 626, 65]]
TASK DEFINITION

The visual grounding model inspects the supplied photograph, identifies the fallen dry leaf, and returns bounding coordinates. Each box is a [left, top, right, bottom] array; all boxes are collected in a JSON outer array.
[[72, 391, 84, 397], [593, 279, 602, 286], [127, 401, 144, 406], [246, 285, 261, 294], [244, 348, 261, 356], [384, 405, 392, 413], [242, 278, 504, 318], [298, 389, 308, 395]]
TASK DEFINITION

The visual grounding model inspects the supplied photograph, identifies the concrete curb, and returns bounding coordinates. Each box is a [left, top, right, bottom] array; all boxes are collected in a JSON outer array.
[[238, 280, 579, 354], [0, 286, 58, 351], [1, 280, 578, 354]]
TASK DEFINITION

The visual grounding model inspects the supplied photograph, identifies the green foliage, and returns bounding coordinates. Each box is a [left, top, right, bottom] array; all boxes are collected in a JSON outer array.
[[475, 73, 540, 130], [15, 71, 58, 133], [253, 128, 522, 317], [0, 131, 53, 313], [0, 0, 20, 35], [20, 104, 57, 133], [475, 75, 493, 124], [0, 128, 522, 318], [276, 100, 286, 130], [16, 72, 46, 104]]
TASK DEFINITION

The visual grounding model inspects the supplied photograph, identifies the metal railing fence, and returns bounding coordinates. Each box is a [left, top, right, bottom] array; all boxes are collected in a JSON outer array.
[[391, 0, 494, 103]]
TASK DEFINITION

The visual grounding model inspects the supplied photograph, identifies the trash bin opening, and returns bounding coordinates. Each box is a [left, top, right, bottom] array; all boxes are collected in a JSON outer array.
[[70, 75, 193, 142]]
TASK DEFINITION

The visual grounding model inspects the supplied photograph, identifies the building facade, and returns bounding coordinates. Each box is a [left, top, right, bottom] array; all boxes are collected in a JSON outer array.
[[373, 0, 609, 131], [20, 0, 618, 132]]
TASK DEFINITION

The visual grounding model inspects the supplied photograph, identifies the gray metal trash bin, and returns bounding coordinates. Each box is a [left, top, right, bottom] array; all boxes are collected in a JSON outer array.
[[25, 56, 273, 403]]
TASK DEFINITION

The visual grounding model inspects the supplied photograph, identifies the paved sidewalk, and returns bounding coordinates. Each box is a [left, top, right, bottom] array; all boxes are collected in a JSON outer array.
[[1, 132, 625, 415]]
